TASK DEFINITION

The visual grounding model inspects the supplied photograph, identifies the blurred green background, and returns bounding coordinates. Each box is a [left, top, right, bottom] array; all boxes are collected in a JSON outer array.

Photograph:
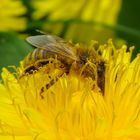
[[0, 0, 140, 70]]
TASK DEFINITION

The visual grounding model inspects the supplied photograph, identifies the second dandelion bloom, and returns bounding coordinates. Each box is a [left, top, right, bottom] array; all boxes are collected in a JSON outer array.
[[0, 0, 27, 31], [0, 36, 140, 139], [31, 0, 122, 42]]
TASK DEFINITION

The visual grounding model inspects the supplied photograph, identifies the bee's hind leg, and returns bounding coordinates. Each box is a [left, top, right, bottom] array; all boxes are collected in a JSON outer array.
[[40, 74, 63, 99]]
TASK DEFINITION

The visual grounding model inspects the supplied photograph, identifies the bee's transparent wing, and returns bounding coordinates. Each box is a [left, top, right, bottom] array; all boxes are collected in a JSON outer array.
[[26, 35, 78, 60]]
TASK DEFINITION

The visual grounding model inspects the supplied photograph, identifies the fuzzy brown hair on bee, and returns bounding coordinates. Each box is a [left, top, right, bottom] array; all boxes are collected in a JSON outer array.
[[23, 34, 106, 95]]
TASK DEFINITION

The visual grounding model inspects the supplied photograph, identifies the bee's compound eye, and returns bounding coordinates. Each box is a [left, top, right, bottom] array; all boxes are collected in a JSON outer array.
[[97, 65, 102, 73], [97, 62, 105, 76]]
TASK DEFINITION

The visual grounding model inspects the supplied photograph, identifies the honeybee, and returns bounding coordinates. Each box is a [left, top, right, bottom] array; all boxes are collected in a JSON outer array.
[[23, 33, 105, 95]]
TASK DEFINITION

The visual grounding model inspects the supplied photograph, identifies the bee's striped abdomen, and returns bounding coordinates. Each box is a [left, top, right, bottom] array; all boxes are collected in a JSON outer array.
[[23, 48, 56, 74]]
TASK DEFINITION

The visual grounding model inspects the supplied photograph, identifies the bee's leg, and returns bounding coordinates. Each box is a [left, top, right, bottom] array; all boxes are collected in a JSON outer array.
[[88, 61, 98, 81], [80, 61, 97, 81], [40, 74, 63, 99], [87, 62, 100, 90], [40, 77, 58, 99], [79, 62, 90, 76], [80, 61, 100, 90]]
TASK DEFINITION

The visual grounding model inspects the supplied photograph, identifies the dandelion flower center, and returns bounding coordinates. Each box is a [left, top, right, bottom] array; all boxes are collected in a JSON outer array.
[[0, 40, 140, 140]]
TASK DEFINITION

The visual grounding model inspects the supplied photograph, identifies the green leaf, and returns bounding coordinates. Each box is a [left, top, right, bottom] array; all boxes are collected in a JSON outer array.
[[117, 0, 140, 56], [0, 32, 33, 70]]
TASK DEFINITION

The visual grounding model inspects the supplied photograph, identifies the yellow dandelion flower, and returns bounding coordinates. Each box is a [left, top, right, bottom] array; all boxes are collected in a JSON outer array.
[[32, 0, 122, 42], [0, 40, 140, 140], [32, 0, 121, 25], [0, 0, 27, 31]]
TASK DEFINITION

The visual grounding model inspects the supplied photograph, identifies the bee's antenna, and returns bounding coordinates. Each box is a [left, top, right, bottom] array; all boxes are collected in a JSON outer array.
[[36, 29, 48, 35]]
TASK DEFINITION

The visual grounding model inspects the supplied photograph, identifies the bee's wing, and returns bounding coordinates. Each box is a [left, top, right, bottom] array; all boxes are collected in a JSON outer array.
[[26, 35, 78, 61]]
